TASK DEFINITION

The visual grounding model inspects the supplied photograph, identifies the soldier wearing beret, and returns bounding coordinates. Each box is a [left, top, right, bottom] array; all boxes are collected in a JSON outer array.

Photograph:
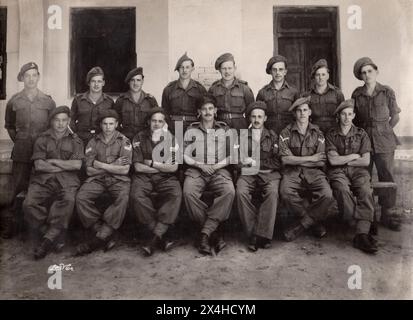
[[23, 106, 84, 259], [3, 62, 56, 238], [161, 53, 207, 133], [256, 55, 299, 134], [74, 110, 132, 255], [115, 67, 159, 141], [351, 57, 402, 232], [70, 66, 114, 146], [208, 53, 255, 130], [236, 101, 282, 251], [325, 99, 377, 254], [303, 59, 344, 133], [279, 96, 335, 242], [129, 107, 181, 256], [183, 94, 235, 255]]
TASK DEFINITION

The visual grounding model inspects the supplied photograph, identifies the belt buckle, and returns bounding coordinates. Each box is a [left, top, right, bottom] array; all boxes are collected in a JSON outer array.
[[90, 130, 95, 134]]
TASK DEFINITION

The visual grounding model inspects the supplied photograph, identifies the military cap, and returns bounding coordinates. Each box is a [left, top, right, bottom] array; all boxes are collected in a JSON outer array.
[[97, 109, 119, 124], [266, 55, 288, 74], [334, 99, 355, 115], [311, 59, 329, 78], [246, 101, 267, 117], [49, 105, 71, 122], [175, 52, 194, 71], [214, 53, 235, 70], [125, 67, 144, 83], [353, 57, 378, 80], [17, 62, 39, 82], [86, 66, 104, 84], [288, 96, 311, 112]]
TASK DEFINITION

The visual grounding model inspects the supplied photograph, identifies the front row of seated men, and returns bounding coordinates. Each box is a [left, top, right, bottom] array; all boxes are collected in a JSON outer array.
[[22, 94, 378, 260]]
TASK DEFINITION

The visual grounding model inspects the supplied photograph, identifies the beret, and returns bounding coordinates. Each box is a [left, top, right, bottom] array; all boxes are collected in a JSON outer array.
[[246, 101, 267, 116], [17, 62, 39, 82], [125, 67, 144, 83], [353, 57, 378, 80], [86, 66, 104, 84], [175, 52, 194, 71], [288, 96, 311, 112], [334, 99, 355, 115], [266, 55, 287, 74], [49, 105, 71, 122], [214, 53, 235, 70], [311, 59, 328, 78], [197, 94, 216, 109], [97, 109, 119, 124]]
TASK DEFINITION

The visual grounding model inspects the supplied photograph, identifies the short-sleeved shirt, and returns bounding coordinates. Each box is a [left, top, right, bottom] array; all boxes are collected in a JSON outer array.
[[208, 78, 255, 115], [351, 82, 401, 153], [256, 80, 299, 134], [5, 89, 56, 162], [279, 122, 326, 182], [304, 82, 344, 133], [161, 79, 207, 116], [326, 125, 371, 157], [70, 92, 114, 143], [84, 130, 132, 182], [31, 128, 84, 188], [114, 90, 158, 140]]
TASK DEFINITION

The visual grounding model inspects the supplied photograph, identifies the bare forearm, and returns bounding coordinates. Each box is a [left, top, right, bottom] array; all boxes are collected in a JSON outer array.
[[48, 159, 82, 171], [282, 155, 314, 166], [328, 154, 358, 166], [389, 114, 400, 128], [153, 162, 178, 173], [34, 160, 63, 173], [86, 167, 105, 176], [96, 161, 130, 175], [7, 129, 16, 142], [134, 162, 160, 174], [301, 161, 325, 167]]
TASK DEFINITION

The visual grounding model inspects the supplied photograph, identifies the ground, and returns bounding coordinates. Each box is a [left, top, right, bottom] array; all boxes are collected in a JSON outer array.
[[0, 217, 412, 300]]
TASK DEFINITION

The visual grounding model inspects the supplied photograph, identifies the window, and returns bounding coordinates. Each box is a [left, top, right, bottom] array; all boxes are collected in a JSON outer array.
[[0, 7, 7, 100], [273, 7, 339, 93], [70, 7, 136, 96]]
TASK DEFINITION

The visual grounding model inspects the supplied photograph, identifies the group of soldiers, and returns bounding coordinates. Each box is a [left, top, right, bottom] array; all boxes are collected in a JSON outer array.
[[1, 51, 401, 260]]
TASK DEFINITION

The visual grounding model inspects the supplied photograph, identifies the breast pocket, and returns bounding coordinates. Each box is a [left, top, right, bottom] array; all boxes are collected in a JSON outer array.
[[279, 91, 295, 112], [230, 89, 245, 112], [13, 104, 30, 129]]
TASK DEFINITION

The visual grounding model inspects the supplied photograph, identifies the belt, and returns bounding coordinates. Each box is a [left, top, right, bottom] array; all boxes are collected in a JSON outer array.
[[218, 113, 245, 120], [170, 115, 198, 122]]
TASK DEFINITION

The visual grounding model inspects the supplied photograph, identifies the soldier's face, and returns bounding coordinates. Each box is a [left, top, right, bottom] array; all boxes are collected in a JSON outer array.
[[295, 104, 311, 123], [150, 113, 166, 131], [250, 109, 267, 129], [360, 65, 378, 84], [52, 113, 70, 133], [178, 61, 194, 80], [339, 108, 355, 126], [219, 61, 236, 81], [101, 117, 118, 135], [199, 103, 216, 121], [314, 67, 329, 87], [271, 62, 287, 83], [129, 75, 144, 93], [89, 75, 105, 93], [23, 69, 40, 89]]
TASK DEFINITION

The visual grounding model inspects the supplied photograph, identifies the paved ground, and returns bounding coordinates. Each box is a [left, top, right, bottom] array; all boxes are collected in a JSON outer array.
[[0, 218, 412, 300]]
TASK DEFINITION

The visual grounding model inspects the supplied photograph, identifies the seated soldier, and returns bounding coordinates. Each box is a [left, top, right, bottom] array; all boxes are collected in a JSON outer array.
[[130, 107, 182, 257], [279, 96, 335, 241], [74, 110, 132, 255], [183, 94, 235, 255], [326, 99, 377, 254], [236, 101, 281, 251], [23, 106, 84, 260]]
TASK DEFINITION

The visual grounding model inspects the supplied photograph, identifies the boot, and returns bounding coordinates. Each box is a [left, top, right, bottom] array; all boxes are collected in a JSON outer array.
[[1, 216, 15, 239], [381, 208, 401, 231], [353, 234, 378, 254], [73, 236, 105, 256], [312, 223, 327, 238], [211, 230, 226, 254], [141, 235, 159, 257], [198, 233, 212, 255], [34, 238, 54, 260], [284, 222, 305, 242], [248, 235, 258, 252]]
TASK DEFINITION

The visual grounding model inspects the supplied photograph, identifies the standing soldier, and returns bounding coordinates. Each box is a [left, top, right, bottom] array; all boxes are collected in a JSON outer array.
[[162, 53, 207, 132], [326, 99, 377, 254], [74, 110, 132, 255], [115, 67, 158, 141], [70, 66, 114, 146], [23, 106, 84, 259], [279, 96, 335, 241], [351, 57, 402, 232], [256, 55, 299, 134], [208, 53, 255, 130], [183, 95, 235, 255], [2, 62, 56, 238], [130, 107, 181, 257], [236, 101, 282, 252], [305, 59, 344, 133]]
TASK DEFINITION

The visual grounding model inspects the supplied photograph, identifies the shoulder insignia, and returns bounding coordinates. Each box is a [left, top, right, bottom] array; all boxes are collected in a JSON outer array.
[[273, 143, 278, 148], [85, 147, 93, 154], [133, 141, 140, 148], [280, 135, 289, 142], [318, 137, 325, 144]]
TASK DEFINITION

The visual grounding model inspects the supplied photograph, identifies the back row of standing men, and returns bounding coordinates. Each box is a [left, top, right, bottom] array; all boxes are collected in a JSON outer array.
[[2, 52, 401, 259]]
